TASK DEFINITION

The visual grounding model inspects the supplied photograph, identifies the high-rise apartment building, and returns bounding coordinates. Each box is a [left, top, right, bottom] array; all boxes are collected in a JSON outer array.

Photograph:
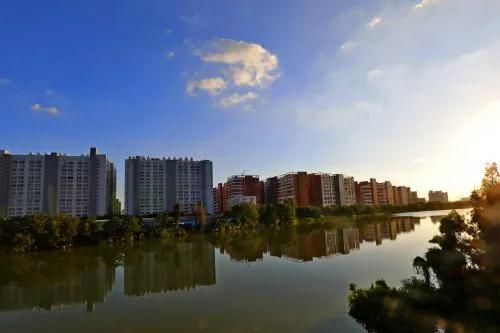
[[213, 183, 226, 214], [355, 178, 378, 205], [376, 181, 395, 205], [223, 175, 262, 210], [125, 157, 213, 216], [277, 172, 310, 206], [263, 176, 278, 204], [0, 147, 116, 218], [308, 173, 335, 207], [410, 191, 419, 204], [428, 190, 449, 203], [396, 186, 411, 206]]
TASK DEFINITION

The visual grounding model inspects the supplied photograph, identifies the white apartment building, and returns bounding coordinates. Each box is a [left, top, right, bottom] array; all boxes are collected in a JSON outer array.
[[0, 148, 116, 218], [125, 157, 213, 216]]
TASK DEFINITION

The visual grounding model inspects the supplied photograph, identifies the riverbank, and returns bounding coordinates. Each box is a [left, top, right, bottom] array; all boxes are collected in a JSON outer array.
[[0, 202, 470, 253]]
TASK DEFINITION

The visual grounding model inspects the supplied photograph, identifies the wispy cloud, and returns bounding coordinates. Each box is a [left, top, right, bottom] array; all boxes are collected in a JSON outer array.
[[366, 69, 384, 82], [31, 103, 60, 115], [187, 77, 226, 96], [339, 41, 359, 53], [414, 0, 441, 10], [367, 16, 383, 29], [217, 92, 259, 108], [0, 78, 11, 85], [165, 51, 175, 59]]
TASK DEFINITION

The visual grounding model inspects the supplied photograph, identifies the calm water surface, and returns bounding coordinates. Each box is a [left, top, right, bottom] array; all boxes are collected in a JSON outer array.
[[0, 210, 467, 333]]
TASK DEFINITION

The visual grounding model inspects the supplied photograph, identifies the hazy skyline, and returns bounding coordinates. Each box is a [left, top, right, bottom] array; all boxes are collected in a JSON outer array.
[[1, 0, 499, 202]]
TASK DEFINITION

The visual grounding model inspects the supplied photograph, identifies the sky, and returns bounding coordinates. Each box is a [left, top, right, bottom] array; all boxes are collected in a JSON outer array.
[[1, 0, 500, 202]]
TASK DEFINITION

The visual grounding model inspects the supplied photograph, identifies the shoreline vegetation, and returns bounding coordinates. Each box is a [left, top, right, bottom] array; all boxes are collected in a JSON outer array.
[[348, 163, 500, 333], [0, 200, 470, 254]]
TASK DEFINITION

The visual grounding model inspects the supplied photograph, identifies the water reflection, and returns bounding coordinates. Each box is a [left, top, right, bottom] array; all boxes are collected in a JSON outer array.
[[0, 248, 117, 312], [123, 237, 216, 296], [0, 216, 422, 313], [215, 217, 420, 262]]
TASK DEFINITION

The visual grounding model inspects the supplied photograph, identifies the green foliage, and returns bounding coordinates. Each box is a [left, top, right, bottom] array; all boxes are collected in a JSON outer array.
[[76, 216, 100, 244], [225, 203, 259, 225], [259, 204, 278, 225], [277, 199, 296, 224], [296, 206, 322, 218], [102, 216, 142, 242]]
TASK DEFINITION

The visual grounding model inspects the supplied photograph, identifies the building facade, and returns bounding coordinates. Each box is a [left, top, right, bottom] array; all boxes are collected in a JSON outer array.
[[0, 147, 115, 218], [125, 157, 213, 216], [223, 175, 262, 210], [355, 178, 378, 205], [396, 186, 411, 206], [376, 181, 395, 205], [428, 190, 449, 203], [213, 183, 226, 214], [277, 172, 310, 206]]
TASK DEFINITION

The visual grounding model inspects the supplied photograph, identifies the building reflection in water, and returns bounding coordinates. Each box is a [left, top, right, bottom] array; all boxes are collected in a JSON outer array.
[[0, 248, 117, 312], [123, 237, 216, 296], [0, 216, 423, 312], [214, 216, 421, 262]]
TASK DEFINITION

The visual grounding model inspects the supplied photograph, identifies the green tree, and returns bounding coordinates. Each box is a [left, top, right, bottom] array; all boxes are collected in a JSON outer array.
[[277, 199, 296, 225], [259, 204, 278, 225]]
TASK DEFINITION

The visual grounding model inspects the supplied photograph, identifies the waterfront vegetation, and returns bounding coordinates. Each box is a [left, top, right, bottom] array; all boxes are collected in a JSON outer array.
[[0, 196, 470, 253], [348, 163, 500, 333]]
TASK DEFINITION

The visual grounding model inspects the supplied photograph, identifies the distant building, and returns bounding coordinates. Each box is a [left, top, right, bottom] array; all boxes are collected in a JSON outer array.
[[341, 176, 357, 206], [308, 173, 335, 207], [428, 190, 449, 203], [410, 191, 419, 204], [0, 147, 116, 218], [224, 175, 261, 210], [376, 181, 394, 205], [263, 176, 278, 204], [125, 157, 213, 216], [396, 186, 411, 206], [213, 183, 226, 214], [277, 172, 310, 206], [355, 178, 378, 205]]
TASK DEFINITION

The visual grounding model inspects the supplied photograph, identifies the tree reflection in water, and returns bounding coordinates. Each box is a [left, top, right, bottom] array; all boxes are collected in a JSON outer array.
[[0, 216, 421, 313]]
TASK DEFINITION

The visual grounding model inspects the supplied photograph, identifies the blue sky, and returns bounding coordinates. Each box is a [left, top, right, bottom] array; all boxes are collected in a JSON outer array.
[[1, 0, 500, 202]]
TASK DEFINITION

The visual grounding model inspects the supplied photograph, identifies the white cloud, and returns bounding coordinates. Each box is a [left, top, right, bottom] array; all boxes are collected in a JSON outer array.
[[367, 16, 383, 29], [201, 39, 278, 87], [0, 78, 11, 85], [339, 41, 359, 53], [217, 92, 259, 108], [366, 69, 384, 82], [187, 77, 226, 96], [31, 103, 59, 115], [165, 51, 175, 59], [414, 0, 441, 10], [165, 28, 172, 34]]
